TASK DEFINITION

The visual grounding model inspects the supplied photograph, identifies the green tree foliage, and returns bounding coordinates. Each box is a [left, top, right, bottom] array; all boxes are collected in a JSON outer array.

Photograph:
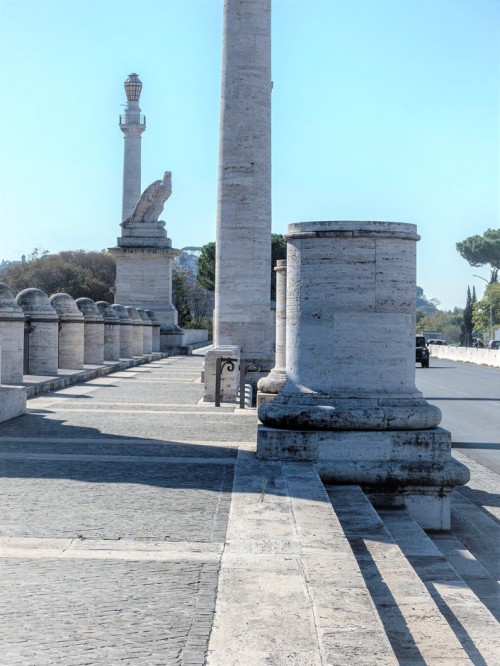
[[459, 286, 476, 346], [1, 249, 116, 302], [456, 228, 500, 270], [270, 234, 287, 300], [417, 309, 463, 345], [196, 242, 216, 291], [172, 264, 214, 334], [416, 286, 438, 313], [472, 282, 500, 339], [196, 234, 287, 300]]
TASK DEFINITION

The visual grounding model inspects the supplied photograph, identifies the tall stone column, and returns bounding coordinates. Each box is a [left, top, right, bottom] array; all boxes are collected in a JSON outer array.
[[120, 74, 146, 222], [257, 221, 469, 530], [257, 259, 287, 406], [214, 0, 273, 362]]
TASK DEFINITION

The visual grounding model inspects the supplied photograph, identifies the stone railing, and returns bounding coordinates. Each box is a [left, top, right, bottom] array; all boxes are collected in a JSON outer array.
[[429, 344, 500, 368], [0, 282, 162, 389]]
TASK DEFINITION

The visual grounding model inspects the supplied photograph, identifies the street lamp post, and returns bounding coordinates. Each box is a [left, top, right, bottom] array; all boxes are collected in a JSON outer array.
[[473, 274, 493, 342]]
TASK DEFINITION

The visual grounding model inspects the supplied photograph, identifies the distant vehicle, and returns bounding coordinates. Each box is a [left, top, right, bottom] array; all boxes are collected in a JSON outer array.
[[488, 340, 500, 350], [428, 339, 447, 346], [472, 339, 484, 348], [416, 335, 430, 368]]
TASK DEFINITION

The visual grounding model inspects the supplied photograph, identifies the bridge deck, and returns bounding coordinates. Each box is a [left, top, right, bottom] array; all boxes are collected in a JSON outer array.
[[0, 353, 497, 664]]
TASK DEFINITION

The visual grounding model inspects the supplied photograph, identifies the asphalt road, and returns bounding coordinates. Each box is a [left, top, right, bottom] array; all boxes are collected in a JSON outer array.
[[415, 358, 500, 474]]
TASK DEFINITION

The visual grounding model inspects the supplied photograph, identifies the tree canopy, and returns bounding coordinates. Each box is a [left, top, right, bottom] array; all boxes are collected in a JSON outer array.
[[197, 242, 216, 291], [456, 228, 500, 271], [472, 281, 500, 339], [196, 234, 287, 300], [1, 249, 116, 302]]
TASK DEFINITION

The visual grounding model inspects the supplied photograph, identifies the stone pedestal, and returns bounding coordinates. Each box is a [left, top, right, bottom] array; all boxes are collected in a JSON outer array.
[[16, 289, 59, 376], [111, 304, 134, 359], [110, 225, 182, 351], [96, 301, 120, 361], [138, 309, 153, 354], [125, 306, 144, 356], [257, 221, 469, 530], [75, 298, 104, 365], [0, 385, 26, 423], [0, 283, 25, 384], [204, 346, 240, 403], [257, 260, 287, 407], [50, 293, 85, 370], [146, 309, 161, 352]]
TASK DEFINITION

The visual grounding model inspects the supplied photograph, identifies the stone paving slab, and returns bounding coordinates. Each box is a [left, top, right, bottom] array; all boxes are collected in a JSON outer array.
[[207, 460, 397, 665]]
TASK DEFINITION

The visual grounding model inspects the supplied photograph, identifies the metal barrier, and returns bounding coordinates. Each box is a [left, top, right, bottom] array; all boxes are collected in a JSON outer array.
[[214, 357, 264, 408], [214, 356, 237, 407]]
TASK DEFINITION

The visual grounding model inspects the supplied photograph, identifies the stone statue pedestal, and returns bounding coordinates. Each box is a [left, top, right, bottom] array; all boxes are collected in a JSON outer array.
[[110, 224, 182, 351], [257, 221, 469, 530]]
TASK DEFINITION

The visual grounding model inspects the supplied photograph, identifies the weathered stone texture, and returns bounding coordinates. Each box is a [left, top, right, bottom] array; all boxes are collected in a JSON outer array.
[[75, 298, 104, 365], [50, 293, 85, 370], [214, 0, 272, 359], [0, 283, 25, 384], [16, 289, 58, 376]]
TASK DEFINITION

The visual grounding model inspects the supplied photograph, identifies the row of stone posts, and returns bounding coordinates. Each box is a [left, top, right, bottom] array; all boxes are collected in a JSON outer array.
[[0, 283, 161, 383]]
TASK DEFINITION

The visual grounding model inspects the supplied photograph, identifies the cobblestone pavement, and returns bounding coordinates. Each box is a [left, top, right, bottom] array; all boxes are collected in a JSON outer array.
[[0, 354, 254, 666]]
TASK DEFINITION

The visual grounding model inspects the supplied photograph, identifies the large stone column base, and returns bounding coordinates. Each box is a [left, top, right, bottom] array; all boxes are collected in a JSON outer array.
[[256, 368, 286, 408], [257, 425, 470, 530]]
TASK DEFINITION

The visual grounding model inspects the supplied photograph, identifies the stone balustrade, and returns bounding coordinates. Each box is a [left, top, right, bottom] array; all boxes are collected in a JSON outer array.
[[0, 282, 165, 385], [124, 306, 144, 356], [96, 301, 121, 361]]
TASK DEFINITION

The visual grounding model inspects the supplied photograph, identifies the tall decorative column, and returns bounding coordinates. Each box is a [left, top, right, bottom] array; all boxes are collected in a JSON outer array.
[[214, 0, 273, 364], [257, 259, 287, 406], [257, 221, 469, 530], [119, 73, 146, 222]]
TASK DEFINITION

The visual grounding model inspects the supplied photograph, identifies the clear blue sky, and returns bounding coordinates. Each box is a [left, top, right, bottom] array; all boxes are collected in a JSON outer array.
[[0, 0, 498, 310]]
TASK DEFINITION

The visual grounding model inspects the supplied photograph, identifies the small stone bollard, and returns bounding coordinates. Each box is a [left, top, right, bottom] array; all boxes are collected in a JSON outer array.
[[96, 301, 120, 361], [137, 309, 153, 354], [145, 309, 161, 352], [49, 293, 85, 369], [0, 282, 25, 383], [75, 298, 105, 365], [16, 288, 59, 376], [125, 306, 144, 356], [203, 345, 240, 403], [111, 304, 134, 359]]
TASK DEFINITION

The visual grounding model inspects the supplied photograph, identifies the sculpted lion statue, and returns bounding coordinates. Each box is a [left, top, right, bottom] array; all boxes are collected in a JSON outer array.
[[122, 171, 172, 226]]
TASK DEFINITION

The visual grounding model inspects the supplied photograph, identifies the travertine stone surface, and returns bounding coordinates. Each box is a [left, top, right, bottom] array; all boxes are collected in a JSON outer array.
[[256, 221, 469, 530], [111, 304, 134, 359], [259, 222, 439, 430], [0, 385, 26, 422], [204, 346, 240, 403], [137, 309, 153, 354], [214, 0, 273, 360], [49, 293, 84, 370], [0, 283, 25, 384], [145, 309, 161, 352], [75, 298, 104, 366], [96, 301, 120, 361], [257, 260, 287, 400], [16, 289, 59, 376], [125, 306, 144, 357]]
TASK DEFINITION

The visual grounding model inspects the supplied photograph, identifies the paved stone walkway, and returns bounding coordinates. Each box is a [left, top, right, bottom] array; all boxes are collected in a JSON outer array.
[[0, 353, 498, 665]]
